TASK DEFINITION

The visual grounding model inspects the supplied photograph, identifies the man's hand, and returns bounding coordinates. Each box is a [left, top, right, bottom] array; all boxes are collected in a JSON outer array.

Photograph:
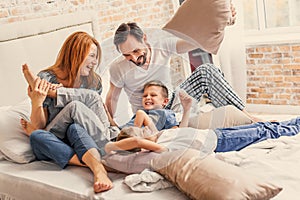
[[228, 1, 237, 25]]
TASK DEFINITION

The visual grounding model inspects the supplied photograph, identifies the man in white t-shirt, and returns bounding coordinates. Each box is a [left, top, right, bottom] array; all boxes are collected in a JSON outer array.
[[105, 22, 259, 126]]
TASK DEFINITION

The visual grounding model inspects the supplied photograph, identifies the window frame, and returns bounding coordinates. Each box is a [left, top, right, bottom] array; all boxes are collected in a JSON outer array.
[[244, 0, 300, 45]]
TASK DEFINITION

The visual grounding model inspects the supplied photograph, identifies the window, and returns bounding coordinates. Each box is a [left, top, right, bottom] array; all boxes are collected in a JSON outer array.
[[243, 0, 300, 44], [244, 0, 300, 30]]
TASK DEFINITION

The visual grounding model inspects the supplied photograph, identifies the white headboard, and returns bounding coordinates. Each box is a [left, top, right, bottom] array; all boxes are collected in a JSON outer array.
[[0, 12, 99, 106]]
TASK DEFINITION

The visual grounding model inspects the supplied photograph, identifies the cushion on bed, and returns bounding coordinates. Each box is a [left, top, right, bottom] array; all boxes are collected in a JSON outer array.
[[102, 151, 159, 174], [151, 149, 282, 200], [0, 98, 35, 163], [163, 0, 231, 54]]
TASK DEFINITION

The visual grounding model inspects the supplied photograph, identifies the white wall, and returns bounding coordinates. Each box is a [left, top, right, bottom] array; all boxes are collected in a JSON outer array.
[[213, 0, 247, 103]]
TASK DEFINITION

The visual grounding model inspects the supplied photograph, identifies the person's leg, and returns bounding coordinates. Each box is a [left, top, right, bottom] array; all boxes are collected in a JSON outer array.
[[214, 117, 300, 152], [29, 130, 75, 169], [178, 63, 245, 110], [56, 87, 111, 129], [46, 100, 110, 147], [188, 105, 253, 129], [66, 123, 112, 192]]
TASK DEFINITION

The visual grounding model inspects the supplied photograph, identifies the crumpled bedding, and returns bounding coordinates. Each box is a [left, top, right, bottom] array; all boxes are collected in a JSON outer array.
[[216, 133, 300, 200], [124, 169, 173, 192]]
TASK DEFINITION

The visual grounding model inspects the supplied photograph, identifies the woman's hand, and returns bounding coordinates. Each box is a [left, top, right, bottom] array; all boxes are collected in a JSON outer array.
[[27, 78, 50, 107]]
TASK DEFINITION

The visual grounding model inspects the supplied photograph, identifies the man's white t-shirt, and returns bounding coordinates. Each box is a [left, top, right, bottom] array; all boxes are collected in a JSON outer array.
[[109, 37, 178, 113]]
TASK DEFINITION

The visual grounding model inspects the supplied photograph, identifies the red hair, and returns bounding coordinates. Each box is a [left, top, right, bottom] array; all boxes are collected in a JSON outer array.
[[45, 31, 101, 89]]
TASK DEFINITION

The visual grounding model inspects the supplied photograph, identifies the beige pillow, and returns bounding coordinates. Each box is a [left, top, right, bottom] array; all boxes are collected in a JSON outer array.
[[151, 149, 282, 200], [163, 0, 231, 54]]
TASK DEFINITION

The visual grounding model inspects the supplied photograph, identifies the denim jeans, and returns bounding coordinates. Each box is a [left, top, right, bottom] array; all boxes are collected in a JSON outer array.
[[30, 123, 104, 169], [214, 117, 300, 152]]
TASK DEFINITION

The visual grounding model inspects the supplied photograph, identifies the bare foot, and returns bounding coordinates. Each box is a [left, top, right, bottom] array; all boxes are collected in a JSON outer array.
[[22, 64, 37, 90], [22, 63, 60, 98], [178, 89, 193, 111], [20, 118, 37, 136], [93, 170, 113, 193]]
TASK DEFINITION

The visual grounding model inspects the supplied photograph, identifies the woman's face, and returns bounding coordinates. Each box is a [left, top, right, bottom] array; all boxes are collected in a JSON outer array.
[[80, 44, 98, 76]]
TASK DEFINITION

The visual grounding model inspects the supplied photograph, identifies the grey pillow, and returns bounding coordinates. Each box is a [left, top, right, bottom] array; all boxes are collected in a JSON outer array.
[[102, 151, 159, 174], [0, 98, 35, 163]]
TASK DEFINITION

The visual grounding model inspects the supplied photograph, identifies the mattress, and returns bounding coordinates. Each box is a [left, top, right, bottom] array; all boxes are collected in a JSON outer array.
[[0, 159, 188, 200]]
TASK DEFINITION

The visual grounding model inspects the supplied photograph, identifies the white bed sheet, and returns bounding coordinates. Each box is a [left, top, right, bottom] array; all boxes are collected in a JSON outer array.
[[0, 160, 188, 200]]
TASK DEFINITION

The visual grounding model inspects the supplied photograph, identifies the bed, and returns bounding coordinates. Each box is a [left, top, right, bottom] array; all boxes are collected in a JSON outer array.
[[1, 9, 300, 200]]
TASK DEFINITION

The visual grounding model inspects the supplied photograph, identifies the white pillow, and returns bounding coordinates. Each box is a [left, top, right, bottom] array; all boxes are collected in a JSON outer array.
[[0, 98, 35, 163]]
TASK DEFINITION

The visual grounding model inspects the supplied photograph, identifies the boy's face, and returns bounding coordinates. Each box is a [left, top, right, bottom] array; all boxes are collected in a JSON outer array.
[[142, 85, 169, 110]]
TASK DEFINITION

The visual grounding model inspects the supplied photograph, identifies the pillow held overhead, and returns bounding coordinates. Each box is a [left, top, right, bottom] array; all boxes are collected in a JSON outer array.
[[163, 0, 232, 54]]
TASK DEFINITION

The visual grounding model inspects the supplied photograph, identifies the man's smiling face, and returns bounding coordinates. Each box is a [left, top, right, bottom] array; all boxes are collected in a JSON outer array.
[[118, 34, 150, 67]]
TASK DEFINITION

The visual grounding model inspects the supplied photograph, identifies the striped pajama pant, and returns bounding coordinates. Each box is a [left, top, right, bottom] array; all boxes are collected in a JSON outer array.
[[166, 63, 245, 111]]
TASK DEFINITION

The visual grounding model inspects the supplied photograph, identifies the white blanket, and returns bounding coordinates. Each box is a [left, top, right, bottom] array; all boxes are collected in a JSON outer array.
[[124, 169, 173, 192], [217, 133, 300, 200]]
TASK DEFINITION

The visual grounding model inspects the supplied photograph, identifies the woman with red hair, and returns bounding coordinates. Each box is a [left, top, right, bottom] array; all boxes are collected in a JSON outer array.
[[21, 31, 113, 192]]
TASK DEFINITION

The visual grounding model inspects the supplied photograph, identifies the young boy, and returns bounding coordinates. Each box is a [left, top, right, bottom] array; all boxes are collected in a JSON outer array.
[[121, 80, 193, 133], [105, 80, 201, 154]]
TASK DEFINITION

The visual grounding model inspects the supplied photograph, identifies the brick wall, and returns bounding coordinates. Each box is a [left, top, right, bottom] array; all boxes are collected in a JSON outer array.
[[0, 0, 176, 41], [246, 43, 300, 106]]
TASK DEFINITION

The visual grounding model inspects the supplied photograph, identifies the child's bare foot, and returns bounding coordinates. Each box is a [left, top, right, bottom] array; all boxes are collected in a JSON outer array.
[[93, 170, 113, 193], [179, 89, 193, 111], [22, 64, 37, 90], [20, 118, 36, 136]]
